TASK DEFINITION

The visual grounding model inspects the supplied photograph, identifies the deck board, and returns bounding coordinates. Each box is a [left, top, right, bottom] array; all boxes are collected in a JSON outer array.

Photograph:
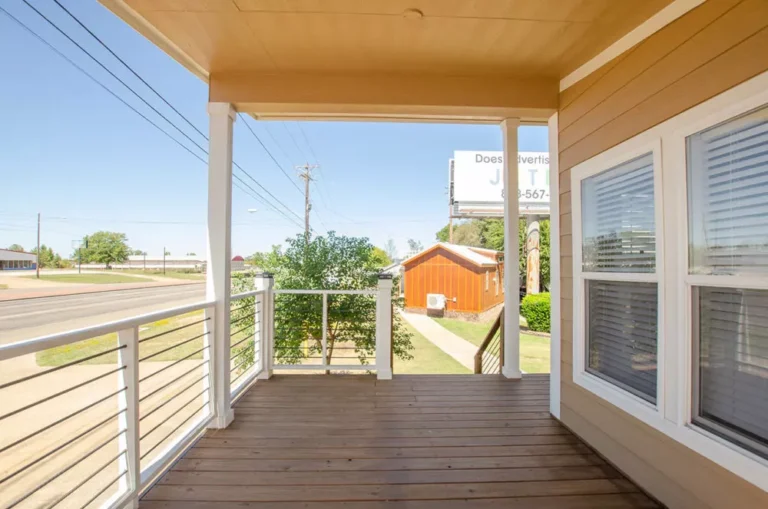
[[141, 374, 660, 508]]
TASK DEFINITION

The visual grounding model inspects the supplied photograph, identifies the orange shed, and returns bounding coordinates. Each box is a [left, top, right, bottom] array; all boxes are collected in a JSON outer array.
[[402, 243, 504, 315]]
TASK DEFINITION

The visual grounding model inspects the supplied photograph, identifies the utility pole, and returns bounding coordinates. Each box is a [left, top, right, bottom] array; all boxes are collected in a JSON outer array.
[[296, 163, 319, 241], [36, 213, 40, 279], [448, 208, 454, 243]]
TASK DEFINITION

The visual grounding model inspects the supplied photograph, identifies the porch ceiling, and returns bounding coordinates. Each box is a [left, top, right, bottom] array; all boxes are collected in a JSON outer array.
[[100, 0, 674, 121]]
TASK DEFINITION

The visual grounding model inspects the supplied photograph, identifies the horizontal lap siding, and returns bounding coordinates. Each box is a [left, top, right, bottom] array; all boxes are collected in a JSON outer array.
[[558, 1, 768, 508]]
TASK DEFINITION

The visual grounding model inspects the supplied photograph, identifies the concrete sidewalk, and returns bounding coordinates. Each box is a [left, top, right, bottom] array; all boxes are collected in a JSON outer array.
[[400, 311, 478, 370]]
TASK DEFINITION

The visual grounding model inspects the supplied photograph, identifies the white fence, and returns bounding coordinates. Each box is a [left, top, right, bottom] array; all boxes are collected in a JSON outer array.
[[0, 275, 392, 508]]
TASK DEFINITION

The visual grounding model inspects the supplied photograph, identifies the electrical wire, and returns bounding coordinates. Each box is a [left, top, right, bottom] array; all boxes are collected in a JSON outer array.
[[2, 4, 305, 230]]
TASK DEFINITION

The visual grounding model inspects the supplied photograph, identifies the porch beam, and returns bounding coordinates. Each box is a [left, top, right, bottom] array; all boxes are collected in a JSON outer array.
[[210, 72, 558, 123], [206, 102, 236, 428], [501, 118, 522, 379]]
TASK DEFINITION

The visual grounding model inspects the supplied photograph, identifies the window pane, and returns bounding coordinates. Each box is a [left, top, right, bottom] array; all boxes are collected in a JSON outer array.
[[694, 287, 768, 458], [587, 280, 658, 403], [581, 153, 656, 273], [688, 105, 768, 275]]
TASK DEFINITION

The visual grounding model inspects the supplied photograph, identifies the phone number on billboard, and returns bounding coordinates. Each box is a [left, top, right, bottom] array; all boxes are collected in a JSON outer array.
[[518, 189, 549, 200]]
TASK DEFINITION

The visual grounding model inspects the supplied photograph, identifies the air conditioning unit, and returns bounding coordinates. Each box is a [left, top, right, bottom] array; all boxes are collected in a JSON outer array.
[[426, 293, 446, 310]]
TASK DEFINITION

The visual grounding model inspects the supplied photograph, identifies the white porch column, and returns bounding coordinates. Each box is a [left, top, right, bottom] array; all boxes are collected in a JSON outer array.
[[501, 118, 522, 379], [548, 113, 561, 418], [206, 102, 236, 428]]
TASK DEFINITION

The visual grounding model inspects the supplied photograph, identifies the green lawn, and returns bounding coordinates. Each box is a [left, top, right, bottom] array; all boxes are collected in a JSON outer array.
[[0, 284, 7, 290], [395, 322, 470, 375], [25, 273, 153, 284], [116, 269, 205, 281], [432, 316, 550, 373], [37, 310, 208, 366]]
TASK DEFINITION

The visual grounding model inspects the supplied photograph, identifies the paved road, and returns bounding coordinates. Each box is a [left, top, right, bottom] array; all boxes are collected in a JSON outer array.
[[0, 284, 205, 345]]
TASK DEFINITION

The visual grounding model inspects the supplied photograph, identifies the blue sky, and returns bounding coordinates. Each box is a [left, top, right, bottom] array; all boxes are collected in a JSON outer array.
[[0, 0, 548, 260]]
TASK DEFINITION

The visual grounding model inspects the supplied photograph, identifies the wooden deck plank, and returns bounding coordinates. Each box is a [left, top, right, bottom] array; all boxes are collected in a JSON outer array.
[[140, 375, 659, 508]]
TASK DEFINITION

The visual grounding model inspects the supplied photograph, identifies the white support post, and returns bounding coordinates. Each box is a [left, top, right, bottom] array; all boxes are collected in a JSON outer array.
[[117, 327, 140, 508], [548, 113, 561, 417], [321, 293, 328, 369], [255, 274, 274, 379], [501, 118, 522, 379], [206, 102, 236, 428], [375, 275, 394, 380]]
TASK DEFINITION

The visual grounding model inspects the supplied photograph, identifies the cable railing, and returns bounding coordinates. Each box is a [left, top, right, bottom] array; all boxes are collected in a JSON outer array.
[[229, 288, 266, 402], [272, 289, 382, 372], [0, 274, 395, 508], [474, 308, 505, 374], [0, 300, 215, 509]]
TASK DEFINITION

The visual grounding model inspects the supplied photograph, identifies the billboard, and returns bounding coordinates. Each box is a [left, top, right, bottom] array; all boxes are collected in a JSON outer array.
[[450, 150, 550, 216]]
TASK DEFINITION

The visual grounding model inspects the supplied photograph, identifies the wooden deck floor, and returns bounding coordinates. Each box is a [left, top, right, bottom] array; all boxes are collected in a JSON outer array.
[[141, 374, 660, 508]]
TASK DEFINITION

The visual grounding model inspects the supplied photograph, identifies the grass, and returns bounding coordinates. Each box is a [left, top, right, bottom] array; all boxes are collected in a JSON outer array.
[[116, 269, 205, 281], [432, 316, 550, 373], [24, 273, 153, 284], [37, 310, 208, 366], [395, 322, 470, 375], [0, 284, 7, 290]]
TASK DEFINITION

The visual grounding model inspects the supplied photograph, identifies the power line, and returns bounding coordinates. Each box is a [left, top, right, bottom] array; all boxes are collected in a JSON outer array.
[[262, 123, 295, 166], [20, 0, 208, 157], [4, 4, 305, 230], [282, 122, 309, 162], [50, 0, 208, 141], [297, 122, 321, 165], [238, 113, 303, 196]]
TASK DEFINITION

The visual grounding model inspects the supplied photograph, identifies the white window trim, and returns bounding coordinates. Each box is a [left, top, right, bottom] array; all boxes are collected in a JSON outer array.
[[572, 137, 666, 425], [570, 69, 768, 493]]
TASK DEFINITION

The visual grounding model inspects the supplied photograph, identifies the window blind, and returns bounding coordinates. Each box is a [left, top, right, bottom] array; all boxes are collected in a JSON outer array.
[[688, 105, 768, 275], [586, 280, 658, 403], [582, 153, 655, 273], [695, 287, 768, 458]]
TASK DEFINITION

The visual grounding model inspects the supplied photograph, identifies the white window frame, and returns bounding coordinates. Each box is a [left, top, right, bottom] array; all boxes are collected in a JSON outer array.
[[572, 137, 665, 424], [570, 69, 768, 492]]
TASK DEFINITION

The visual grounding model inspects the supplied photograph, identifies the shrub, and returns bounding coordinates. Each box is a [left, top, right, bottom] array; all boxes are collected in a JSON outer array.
[[520, 293, 551, 333]]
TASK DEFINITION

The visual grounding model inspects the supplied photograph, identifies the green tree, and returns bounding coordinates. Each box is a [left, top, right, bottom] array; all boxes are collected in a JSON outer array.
[[77, 231, 130, 268], [371, 246, 392, 267], [186, 252, 196, 256], [383, 238, 398, 261], [31, 245, 66, 269], [131, 249, 146, 256], [7, 244, 24, 252], [232, 232, 414, 369], [406, 238, 423, 252]]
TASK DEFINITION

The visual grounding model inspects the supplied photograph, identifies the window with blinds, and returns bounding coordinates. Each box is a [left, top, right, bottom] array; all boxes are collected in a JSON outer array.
[[694, 287, 768, 459], [688, 105, 768, 276], [581, 153, 655, 273], [587, 280, 658, 403], [688, 103, 768, 459], [579, 150, 659, 404]]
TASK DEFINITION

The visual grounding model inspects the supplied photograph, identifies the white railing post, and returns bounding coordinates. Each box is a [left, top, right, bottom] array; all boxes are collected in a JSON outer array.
[[117, 326, 140, 508], [206, 102, 235, 428], [257, 274, 275, 379], [321, 293, 328, 369], [375, 274, 393, 380]]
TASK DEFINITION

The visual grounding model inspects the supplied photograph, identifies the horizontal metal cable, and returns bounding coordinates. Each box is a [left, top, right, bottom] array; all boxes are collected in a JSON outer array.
[[229, 355, 254, 375], [0, 387, 126, 456], [141, 377, 208, 423], [228, 314, 252, 328], [230, 365, 253, 387], [141, 388, 209, 441], [0, 366, 125, 422], [6, 429, 125, 508], [0, 345, 126, 390], [46, 453, 125, 509], [229, 332, 256, 353], [139, 363, 208, 404], [139, 317, 209, 344], [140, 402, 208, 460], [0, 409, 125, 485], [75, 467, 127, 509], [229, 302, 254, 315], [229, 322, 254, 340], [138, 331, 208, 362], [138, 345, 209, 384]]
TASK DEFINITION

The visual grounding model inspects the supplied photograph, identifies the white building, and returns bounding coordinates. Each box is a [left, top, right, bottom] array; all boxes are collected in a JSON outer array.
[[0, 248, 37, 271]]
